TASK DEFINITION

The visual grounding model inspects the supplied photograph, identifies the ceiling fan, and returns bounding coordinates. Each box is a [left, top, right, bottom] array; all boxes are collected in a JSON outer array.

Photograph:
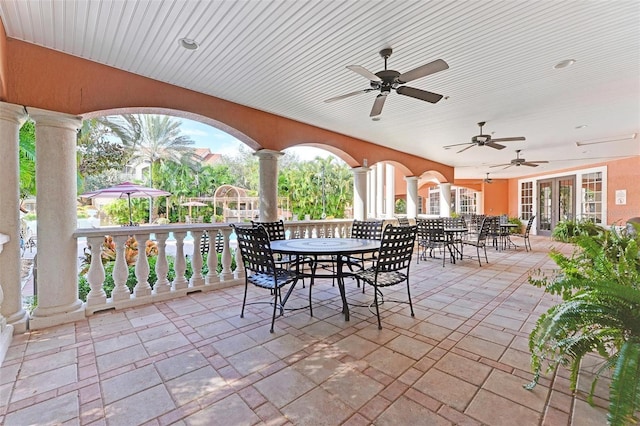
[[324, 48, 448, 117], [490, 150, 549, 169], [444, 122, 526, 153], [483, 173, 493, 184]]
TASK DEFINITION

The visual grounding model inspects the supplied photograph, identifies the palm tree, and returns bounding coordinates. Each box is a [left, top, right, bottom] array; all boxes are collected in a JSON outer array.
[[100, 114, 196, 221]]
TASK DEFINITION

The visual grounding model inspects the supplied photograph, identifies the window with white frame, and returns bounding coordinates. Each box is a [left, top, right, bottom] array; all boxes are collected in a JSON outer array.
[[581, 172, 603, 224], [428, 188, 439, 215], [520, 181, 533, 220], [418, 196, 424, 214], [458, 188, 477, 215]]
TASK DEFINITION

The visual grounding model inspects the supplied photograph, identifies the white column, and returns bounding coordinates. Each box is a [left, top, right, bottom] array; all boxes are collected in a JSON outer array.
[[439, 183, 452, 217], [254, 149, 283, 222], [376, 163, 385, 218], [368, 166, 377, 219], [352, 166, 369, 221], [385, 163, 395, 218], [0, 103, 27, 362], [28, 108, 84, 330], [405, 176, 419, 219]]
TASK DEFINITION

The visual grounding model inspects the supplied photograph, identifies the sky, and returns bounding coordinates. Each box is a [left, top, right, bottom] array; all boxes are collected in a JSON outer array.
[[179, 117, 334, 161]]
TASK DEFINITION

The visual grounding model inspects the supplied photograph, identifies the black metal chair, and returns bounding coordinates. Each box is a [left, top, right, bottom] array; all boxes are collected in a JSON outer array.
[[232, 224, 303, 333], [345, 219, 384, 270], [462, 217, 491, 266], [200, 231, 224, 255], [416, 217, 448, 266], [353, 224, 417, 329], [512, 215, 535, 252]]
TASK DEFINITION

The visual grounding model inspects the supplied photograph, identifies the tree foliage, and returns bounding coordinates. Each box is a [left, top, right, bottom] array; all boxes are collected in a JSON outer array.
[[19, 120, 36, 199]]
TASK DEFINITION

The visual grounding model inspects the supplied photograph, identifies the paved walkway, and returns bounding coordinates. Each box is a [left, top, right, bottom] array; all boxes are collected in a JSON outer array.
[[4, 236, 610, 425]]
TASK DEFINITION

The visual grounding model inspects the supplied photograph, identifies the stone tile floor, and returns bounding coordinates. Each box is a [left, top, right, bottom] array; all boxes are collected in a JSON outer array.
[[1, 236, 610, 425]]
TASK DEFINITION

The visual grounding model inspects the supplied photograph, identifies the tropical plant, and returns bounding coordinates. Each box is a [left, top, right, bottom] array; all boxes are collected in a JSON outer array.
[[508, 217, 523, 233], [19, 120, 36, 200], [526, 226, 640, 426], [552, 219, 603, 242]]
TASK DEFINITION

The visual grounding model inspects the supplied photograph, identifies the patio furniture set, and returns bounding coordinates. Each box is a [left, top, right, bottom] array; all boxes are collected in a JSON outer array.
[[230, 216, 534, 333]]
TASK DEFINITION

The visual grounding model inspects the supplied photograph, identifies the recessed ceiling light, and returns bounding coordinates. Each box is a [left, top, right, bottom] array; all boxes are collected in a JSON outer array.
[[575, 124, 588, 129], [178, 38, 199, 50], [554, 59, 576, 69]]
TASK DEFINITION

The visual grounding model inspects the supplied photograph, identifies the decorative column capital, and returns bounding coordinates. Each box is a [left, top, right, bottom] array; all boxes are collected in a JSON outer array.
[[351, 166, 370, 175], [0, 102, 28, 126], [253, 149, 284, 160], [26, 107, 82, 130], [404, 176, 419, 183]]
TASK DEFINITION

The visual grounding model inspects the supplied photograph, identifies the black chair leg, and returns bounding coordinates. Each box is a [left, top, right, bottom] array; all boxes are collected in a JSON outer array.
[[476, 246, 481, 267], [241, 283, 248, 318], [373, 285, 382, 330], [406, 282, 414, 317], [483, 246, 488, 264], [270, 287, 279, 333]]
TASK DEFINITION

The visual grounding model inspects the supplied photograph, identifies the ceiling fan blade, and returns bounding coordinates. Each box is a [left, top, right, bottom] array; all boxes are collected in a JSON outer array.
[[457, 144, 475, 154], [490, 136, 526, 143], [443, 142, 473, 149], [485, 141, 506, 150], [346, 65, 382, 82], [396, 86, 444, 103], [397, 59, 449, 83], [522, 161, 549, 167], [490, 163, 511, 168], [370, 94, 387, 117], [324, 89, 369, 103]]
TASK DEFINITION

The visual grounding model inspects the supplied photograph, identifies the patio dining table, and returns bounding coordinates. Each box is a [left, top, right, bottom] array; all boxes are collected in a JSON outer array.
[[270, 238, 381, 321], [443, 226, 468, 263], [499, 223, 520, 250]]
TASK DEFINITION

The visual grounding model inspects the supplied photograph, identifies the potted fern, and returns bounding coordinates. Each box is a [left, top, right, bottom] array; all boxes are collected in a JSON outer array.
[[526, 224, 640, 425]]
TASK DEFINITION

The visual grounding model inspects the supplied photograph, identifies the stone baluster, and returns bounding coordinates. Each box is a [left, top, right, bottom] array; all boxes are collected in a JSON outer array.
[[190, 230, 204, 288], [133, 233, 152, 297], [85, 236, 107, 305], [172, 232, 189, 289], [111, 235, 132, 301], [219, 228, 233, 280], [153, 233, 171, 294], [206, 231, 220, 285], [234, 242, 245, 279]]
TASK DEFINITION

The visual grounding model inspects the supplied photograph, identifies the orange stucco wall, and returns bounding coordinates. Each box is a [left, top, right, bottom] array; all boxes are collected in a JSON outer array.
[[1, 37, 453, 181], [507, 156, 640, 224]]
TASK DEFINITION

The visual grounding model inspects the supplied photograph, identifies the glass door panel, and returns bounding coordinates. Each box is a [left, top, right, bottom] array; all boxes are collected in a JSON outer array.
[[537, 176, 576, 236]]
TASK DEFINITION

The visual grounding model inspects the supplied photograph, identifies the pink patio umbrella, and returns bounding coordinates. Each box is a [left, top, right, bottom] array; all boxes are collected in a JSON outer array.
[[81, 182, 171, 226]]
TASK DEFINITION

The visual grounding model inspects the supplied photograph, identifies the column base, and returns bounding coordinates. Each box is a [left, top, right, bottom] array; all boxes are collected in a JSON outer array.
[[0, 324, 14, 367], [29, 305, 85, 331]]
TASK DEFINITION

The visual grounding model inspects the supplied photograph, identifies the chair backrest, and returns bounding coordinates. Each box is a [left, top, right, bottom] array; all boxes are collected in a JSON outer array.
[[524, 215, 535, 236], [397, 217, 410, 226], [232, 224, 276, 274], [424, 217, 445, 242], [442, 217, 456, 228], [375, 224, 418, 273], [251, 219, 286, 242], [351, 219, 383, 240], [487, 216, 501, 235], [201, 232, 225, 255], [476, 217, 491, 244]]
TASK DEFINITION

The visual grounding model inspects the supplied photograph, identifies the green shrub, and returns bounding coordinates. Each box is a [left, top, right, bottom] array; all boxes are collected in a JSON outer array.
[[551, 219, 604, 242]]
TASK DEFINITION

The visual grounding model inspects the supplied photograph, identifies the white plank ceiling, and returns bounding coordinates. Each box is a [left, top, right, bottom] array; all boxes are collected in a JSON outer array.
[[1, 0, 639, 179]]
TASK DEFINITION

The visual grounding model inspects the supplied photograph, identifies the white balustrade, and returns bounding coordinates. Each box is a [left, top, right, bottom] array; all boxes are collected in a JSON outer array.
[[73, 220, 352, 315]]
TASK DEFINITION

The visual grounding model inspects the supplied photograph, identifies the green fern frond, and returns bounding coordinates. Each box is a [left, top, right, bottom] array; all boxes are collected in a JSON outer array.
[[608, 340, 640, 426]]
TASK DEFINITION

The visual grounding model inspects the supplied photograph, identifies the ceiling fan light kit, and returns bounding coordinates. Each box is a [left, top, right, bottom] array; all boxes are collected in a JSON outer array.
[[324, 48, 448, 117]]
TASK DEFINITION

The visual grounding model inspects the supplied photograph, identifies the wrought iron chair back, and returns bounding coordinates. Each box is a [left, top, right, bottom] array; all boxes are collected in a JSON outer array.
[[354, 224, 417, 329], [350, 219, 384, 240], [232, 224, 300, 333]]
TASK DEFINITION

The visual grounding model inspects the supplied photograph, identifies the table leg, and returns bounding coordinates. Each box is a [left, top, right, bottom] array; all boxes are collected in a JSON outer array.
[[336, 256, 350, 321]]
